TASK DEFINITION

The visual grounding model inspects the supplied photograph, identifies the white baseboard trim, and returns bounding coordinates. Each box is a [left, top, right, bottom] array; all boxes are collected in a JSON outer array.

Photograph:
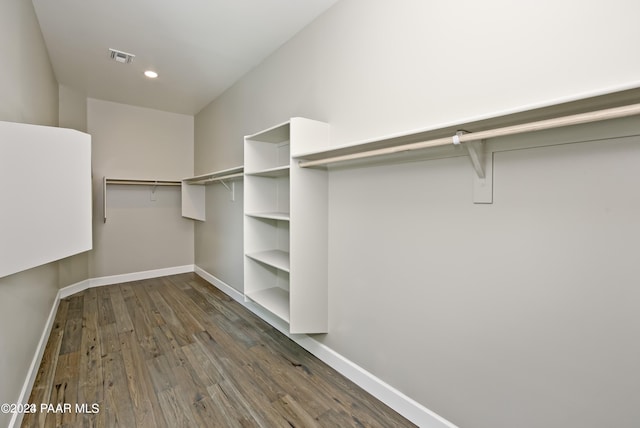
[[194, 266, 457, 428], [57, 264, 196, 298], [59, 279, 91, 299], [89, 264, 195, 288], [193, 266, 244, 303], [293, 336, 458, 428], [9, 288, 63, 428]]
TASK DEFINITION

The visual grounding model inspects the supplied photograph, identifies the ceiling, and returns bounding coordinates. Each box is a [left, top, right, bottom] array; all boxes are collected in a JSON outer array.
[[31, 0, 339, 115]]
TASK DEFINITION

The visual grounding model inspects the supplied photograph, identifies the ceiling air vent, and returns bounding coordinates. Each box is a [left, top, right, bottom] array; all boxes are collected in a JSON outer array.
[[108, 48, 135, 64]]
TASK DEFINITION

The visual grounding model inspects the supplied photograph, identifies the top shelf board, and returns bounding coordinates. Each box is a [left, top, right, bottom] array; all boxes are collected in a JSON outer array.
[[246, 121, 290, 144], [292, 88, 640, 163], [183, 166, 244, 184]]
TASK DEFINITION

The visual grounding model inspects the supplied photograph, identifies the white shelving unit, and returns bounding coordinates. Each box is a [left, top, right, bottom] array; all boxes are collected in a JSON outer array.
[[244, 117, 330, 334], [181, 166, 244, 221]]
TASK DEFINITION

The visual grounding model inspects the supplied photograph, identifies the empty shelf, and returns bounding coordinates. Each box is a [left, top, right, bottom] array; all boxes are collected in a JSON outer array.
[[246, 212, 290, 221], [245, 165, 290, 177], [246, 250, 290, 272], [246, 287, 290, 322]]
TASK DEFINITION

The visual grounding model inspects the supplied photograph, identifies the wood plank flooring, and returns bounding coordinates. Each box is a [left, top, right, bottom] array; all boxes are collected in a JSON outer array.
[[22, 273, 415, 427]]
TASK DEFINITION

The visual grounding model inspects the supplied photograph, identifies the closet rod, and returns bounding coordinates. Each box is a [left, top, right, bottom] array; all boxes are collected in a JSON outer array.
[[105, 179, 181, 186], [298, 102, 640, 168]]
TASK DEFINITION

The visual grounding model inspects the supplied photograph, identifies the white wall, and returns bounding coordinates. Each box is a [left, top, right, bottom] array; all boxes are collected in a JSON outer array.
[[0, 1, 60, 426], [59, 84, 87, 132], [88, 99, 195, 277], [193, 80, 247, 290], [327, 121, 640, 428], [58, 84, 90, 288], [195, 183, 245, 290], [0, 0, 57, 125], [194, 1, 640, 427]]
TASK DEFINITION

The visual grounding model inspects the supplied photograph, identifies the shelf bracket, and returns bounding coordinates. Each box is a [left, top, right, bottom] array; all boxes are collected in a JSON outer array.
[[467, 140, 493, 204], [465, 139, 485, 180], [455, 131, 493, 204], [219, 180, 236, 202], [151, 180, 158, 201]]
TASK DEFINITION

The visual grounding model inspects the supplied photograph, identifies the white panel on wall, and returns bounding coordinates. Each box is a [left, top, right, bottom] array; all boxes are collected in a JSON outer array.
[[0, 120, 92, 278]]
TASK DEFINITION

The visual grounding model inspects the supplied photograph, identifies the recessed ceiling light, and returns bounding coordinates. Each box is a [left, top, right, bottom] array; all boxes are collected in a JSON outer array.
[[144, 70, 158, 79]]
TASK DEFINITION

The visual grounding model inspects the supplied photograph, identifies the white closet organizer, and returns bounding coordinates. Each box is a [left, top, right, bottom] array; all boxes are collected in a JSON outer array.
[[296, 103, 640, 168], [181, 166, 244, 221], [293, 99, 640, 204], [244, 117, 330, 334], [103, 177, 181, 222]]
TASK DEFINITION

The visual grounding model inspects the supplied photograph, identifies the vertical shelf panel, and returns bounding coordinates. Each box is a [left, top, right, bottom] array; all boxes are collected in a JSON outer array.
[[181, 181, 206, 221], [289, 118, 330, 334], [181, 166, 244, 221]]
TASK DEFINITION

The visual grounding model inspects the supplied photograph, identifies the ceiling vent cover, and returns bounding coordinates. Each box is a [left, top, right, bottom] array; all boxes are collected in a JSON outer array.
[[108, 48, 135, 64]]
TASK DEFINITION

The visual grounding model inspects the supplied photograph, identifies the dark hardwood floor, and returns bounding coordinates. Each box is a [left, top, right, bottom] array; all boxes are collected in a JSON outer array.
[[22, 273, 414, 427]]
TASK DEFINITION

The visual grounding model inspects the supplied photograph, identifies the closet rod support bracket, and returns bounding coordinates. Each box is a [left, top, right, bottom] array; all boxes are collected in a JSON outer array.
[[219, 180, 235, 202], [465, 139, 486, 180], [468, 139, 493, 204], [454, 131, 493, 204], [151, 180, 158, 201]]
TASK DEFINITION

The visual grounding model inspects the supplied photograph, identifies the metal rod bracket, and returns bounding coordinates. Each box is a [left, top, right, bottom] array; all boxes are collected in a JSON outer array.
[[220, 180, 235, 201], [456, 132, 493, 204], [468, 139, 493, 204], [465, 139, 486, 179]]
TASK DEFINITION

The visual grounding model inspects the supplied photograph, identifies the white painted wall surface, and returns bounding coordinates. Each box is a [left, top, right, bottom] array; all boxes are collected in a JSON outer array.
[[196, 183, 245, 291], [0, 1, 60, 426], [0, 1, 57, 126], [88, 99, 195, 277], [327, 123, 640, 428], [57, 85, 90, 288], [194, 1, 640, 426]]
